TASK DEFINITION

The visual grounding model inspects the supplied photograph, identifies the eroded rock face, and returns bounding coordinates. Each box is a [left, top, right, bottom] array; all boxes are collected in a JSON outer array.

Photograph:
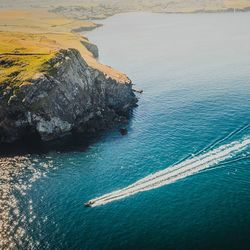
[[0, 49, 137, 144], [80, 40, 99, 58]]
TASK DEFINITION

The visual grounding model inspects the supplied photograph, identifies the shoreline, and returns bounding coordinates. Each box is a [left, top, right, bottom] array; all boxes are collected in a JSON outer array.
[[0, 9, 138, 148], [0, 7, 248, 150], [49, 4, 250, 22]]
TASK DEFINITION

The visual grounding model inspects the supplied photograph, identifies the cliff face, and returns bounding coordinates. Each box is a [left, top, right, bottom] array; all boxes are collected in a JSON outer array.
[[0, 49, 137, 143]]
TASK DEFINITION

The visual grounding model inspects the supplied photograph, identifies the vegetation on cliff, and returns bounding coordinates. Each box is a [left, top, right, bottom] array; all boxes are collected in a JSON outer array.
[[0, 9, 137, 144], [0, 9, 130, 93]]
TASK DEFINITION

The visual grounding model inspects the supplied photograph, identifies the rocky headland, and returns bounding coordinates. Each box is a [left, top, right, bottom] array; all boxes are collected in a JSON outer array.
[[0, 49, 137, 144], [2, 0, 248, 145], [0, 10, 138, 145]]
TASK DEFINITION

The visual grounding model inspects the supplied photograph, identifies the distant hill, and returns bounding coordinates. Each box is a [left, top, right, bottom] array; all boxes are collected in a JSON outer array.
[[1, 0, 250, 15]]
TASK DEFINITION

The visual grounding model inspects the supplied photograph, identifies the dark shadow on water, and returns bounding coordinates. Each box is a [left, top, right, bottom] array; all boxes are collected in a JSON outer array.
[[0, 108, 137, 157], [0, 130, 114, 157]]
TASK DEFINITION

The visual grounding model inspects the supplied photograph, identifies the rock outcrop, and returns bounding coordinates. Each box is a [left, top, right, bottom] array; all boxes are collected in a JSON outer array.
[[80, 40, 99, 58], [71, 23, 103, 33], [0, 49, 137, 144]]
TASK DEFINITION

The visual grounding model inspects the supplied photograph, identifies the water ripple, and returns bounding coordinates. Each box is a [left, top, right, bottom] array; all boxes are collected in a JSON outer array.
[[0, 156, 54, 249]]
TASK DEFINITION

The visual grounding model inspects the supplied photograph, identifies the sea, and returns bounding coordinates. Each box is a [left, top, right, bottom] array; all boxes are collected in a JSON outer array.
[[1, 12, 250, 249]]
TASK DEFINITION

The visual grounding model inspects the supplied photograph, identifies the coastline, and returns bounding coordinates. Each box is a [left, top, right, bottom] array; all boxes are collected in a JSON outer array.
[[1, 9, 250, 250], [0, 9, 138, 148], [1, 4, 249, 147]]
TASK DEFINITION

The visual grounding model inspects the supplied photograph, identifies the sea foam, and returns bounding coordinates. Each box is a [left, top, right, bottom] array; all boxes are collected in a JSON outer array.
[[87, 137, 250, 207]]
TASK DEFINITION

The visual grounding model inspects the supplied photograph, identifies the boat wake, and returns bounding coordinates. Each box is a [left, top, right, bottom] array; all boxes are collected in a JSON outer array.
[[85, 137, 250, 207]]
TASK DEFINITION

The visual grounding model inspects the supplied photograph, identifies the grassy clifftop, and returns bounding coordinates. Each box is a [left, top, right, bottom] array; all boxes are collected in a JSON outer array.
[[2, 0, 249, 92], [0, 32, 55, 90], [0, 9, 129, 94], [0, 9, 98, 33]]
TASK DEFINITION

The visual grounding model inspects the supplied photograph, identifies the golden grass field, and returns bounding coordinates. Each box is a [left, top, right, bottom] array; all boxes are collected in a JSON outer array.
[[0, 9, 97, 33], [0, 9, 129, 91]]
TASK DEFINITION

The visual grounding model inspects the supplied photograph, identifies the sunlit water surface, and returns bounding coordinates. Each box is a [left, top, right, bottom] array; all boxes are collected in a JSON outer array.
[[1, 12, 250, 249]]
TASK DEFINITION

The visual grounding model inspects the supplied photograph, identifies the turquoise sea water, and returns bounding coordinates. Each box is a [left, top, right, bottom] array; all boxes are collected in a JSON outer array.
[[1, 12, 250, 249]]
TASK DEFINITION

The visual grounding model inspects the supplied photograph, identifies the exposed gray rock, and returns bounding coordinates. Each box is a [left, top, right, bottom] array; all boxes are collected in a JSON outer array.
[[81, 40, 99, 58], [71, 23, 102, 33], [0, 49, 137, 144]]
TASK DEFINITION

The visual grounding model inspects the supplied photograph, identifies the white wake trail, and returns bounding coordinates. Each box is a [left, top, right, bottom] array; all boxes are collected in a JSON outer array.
[[86, 138, 250, 207]]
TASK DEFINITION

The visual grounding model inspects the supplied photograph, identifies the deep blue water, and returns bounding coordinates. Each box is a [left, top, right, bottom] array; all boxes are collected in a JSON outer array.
[[1, 12, 250, 249]]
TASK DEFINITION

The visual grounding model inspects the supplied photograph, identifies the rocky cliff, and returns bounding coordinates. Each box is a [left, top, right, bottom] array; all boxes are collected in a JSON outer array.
[[0, 49, 137, 144]]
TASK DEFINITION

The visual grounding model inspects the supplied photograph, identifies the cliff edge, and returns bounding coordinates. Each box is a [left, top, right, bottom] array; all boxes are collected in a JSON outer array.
[[0, 48, 137, 143], [0, 10, 138, 145]]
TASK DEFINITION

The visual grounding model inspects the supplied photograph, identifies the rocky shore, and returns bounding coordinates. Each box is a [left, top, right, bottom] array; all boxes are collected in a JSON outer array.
[[0, 49, 137, 144]]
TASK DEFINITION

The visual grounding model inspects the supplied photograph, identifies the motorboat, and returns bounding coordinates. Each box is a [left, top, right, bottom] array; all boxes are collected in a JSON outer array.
[[84, 201, 94, 207]]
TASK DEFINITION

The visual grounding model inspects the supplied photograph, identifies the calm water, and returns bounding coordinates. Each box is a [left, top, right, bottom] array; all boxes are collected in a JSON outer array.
[[1, 12, 250, 249]]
